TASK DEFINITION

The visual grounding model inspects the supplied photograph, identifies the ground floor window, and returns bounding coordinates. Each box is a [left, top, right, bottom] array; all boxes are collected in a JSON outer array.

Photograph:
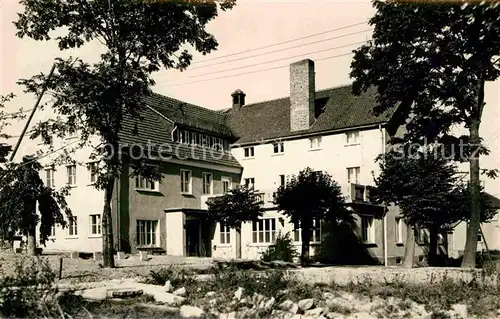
[[219, 222, 230, 244], [361, 215, 375, 243], [68, 217, 78, 236], [395, 217, 403, 244], [252, 218, 276, 243], [90, 214, 102, 235], [136, 220, 158, 246], [294, 219, 321, 243]]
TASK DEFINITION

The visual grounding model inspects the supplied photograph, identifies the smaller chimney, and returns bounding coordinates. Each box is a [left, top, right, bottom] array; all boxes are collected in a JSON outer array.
[[231, 89, 246, 111]]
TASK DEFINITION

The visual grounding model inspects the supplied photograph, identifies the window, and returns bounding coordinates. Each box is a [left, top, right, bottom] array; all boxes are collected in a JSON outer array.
[[181, 170, 192, 193], [208, 136, 214, 149], [244, 147, 254, 158], [90, 214, 102, 235], [273, 141, 284, 154], [196, 133, 202, 147], [179, 131, 189, 144], [294, 219, 322, 243], [395, 217, 403, 244], [346, 131, 360, 145], [478, 231, 482, 242], [309, 137, 322, 149], [219, 222, 231, 244], [50, 226, 56, 237], [244, 177, 255, 189], [361, 216, 375, 243], [279, 174, 285, 187], [136, 220, 158, 246], [68, 216, 78, 236], [45, 168, 55, 188], [222, 177, 232, 193], [135, 175, 158, 191], [347, 167, 360, 184], [217, 138, 223, 151], [252, 218, 276, 243], [88, 162, 97, 184], [415, 226, 426, 244], [190, 132, 197, 145], [202, 173, 213, 195], [202, 135, 208, 147], [66, 165, 76, 185]]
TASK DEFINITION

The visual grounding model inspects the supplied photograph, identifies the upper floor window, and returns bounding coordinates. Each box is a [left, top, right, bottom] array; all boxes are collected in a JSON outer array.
[[244, 147, 255, 158], [66, 165, 77, 186], [273, 141, 284, 154], [347, 167, 360, 184], [87, 162, 97, 184], [45, 168, 55, 188], [346, 131, 360, 145], [309, 137, 322, 150], [244, 177, 255, 189], [360, 215, 375, 243], [179, 130, 189, 144], [202, 173, 213, 195], [135, 174, 158, 191], [222, 177, 232, 194], [181, 170, 192, 194], [190, 132, 197, 146]]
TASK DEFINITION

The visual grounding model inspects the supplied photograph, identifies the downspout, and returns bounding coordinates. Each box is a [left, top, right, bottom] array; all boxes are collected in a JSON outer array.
[[380, 124, 388, 267]]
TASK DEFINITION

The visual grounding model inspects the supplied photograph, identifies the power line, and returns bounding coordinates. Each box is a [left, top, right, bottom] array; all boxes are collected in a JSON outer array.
[[188, 40, 367, 79], [163, 51, 355, 88], [192, 20, 369, 64], [190, 30, 371, 71]]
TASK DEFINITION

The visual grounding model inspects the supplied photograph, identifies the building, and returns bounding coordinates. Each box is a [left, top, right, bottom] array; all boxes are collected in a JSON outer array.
[[40, 58, 434, 265]]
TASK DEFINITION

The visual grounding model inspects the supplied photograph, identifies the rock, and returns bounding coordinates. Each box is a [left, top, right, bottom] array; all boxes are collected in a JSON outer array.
[[81, 287, 108, 301], [234, 287, 244, 301], [264, 297, 276, 309], [206, 291, 216, 298], [163, 280, 173, 292], [93, 252, 103, 261], [173, 287, 186, 297], [451, 304, 468, 318], [322, 292, 334, 300], [108, 288, 143, 299], [325, 313, 343, 319], [116, 251, 126, 260], [179, 305, 205, 318], [271, 310, 294, 319], [239, 297, 250, 305], [298, 298, 315, 311], [139, 250, 148, 261], [279, 300, 299, 314], [218, 311, 237, 319], [252, 292, 266, 306], [305, 308, 324, 317]]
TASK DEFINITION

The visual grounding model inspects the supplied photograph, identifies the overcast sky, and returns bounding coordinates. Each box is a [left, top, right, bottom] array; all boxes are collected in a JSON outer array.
[[1, 0, 499, 194]]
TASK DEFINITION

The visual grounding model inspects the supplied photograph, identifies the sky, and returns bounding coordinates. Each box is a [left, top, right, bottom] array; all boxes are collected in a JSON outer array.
[[0, 0, 499, 194]]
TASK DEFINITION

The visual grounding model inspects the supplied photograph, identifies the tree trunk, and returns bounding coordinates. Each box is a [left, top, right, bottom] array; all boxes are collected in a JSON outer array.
[[102, 177, 115, 268], [236, 227, 242, 259], [461, 119, 481, 268], [27, 223, 37, 256], [403, 224, 415, 268], [428, 224, 439, 266], [300, 227, 311, 266]]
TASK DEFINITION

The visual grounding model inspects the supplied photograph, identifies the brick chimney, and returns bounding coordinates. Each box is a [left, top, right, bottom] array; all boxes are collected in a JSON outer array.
[[289, 59, 315, 132], [231, 89, 246, 111]]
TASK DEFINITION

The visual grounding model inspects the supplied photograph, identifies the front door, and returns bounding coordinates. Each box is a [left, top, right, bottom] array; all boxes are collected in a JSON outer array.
[[185, 219, 201, 256]]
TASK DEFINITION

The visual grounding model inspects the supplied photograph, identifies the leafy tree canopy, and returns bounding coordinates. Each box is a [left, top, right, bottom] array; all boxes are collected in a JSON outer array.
[[206, 186, 264, 231]]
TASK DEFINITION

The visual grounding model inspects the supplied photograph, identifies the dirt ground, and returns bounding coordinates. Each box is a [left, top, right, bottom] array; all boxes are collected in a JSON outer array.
[[0, 251, 213, 283]]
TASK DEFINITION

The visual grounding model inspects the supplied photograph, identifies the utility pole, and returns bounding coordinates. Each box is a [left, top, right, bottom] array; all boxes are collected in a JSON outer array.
[[9, 63, 56, 162]]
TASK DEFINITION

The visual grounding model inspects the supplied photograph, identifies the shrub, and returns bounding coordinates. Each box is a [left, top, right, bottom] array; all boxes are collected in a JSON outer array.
[[0, 257, 57, 318], [260, 231, 298, 262], [146, 265, 196, 288]]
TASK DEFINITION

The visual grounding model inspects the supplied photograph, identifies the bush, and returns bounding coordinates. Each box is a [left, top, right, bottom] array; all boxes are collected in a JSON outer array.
[[0, 257, 58, 318], [260, 231, 298, 262], [146, 265, 196, 288]]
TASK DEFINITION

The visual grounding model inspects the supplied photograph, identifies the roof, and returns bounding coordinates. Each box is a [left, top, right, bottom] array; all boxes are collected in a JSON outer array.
[[119, 104, 242, 168], [486, 193, 500, 209], [145, 93, 232, 137], [226, 85, 394, 144]]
